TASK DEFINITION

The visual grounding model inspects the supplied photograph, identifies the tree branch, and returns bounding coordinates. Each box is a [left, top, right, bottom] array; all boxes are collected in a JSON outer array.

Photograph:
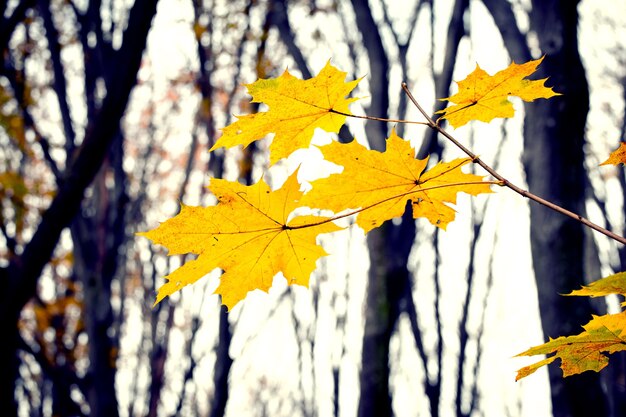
[[0, 0, 36, 66], [38, 0, 76, 149], [402, 83, 626, 245], [418, 0, 468, 159], [4, 0, 160, 318], [479, 0, 531, 63]]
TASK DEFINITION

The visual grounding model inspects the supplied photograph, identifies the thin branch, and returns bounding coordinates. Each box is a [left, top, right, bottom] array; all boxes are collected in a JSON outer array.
[[618, 74, 626, 267], [455, 207, 481, 417], [285, 179, 499, 231], [331, 108, 428, 126], [419, 0, 468, 159], [38, 0, 76, 149], [401, 83, 626, 245], [223, 0, 255, 127], [331, 262, 349, 417], [479, 0, 531, 64], [380, 0, 422, 48], [402, 271, 431, 386], [0, 0, 36, 65], [379, 0, 423, 137], [231, 289, 291, 354], [3, 63, 62, 181], [36, 134, 62, 180], [177, 134, 199, 202], [469, 226, 499, 416], [271, 0, 312, 79]]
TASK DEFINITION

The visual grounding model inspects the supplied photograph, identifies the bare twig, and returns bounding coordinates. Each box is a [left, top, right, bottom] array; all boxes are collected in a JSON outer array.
[[330, 109, 428, 126], [401, 83, 626, 245]]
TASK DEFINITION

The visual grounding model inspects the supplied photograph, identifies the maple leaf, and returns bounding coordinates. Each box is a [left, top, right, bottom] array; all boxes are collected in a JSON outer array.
[[436, 56, 560, 128], [566, 271, 626, 302], [515, 312, 626, 380], [600, 142, 626, 166], [300, 130, 493, 232], [516, 271, 626, 380], [138, 172, 342, 310], [210, 61, 360, 165]]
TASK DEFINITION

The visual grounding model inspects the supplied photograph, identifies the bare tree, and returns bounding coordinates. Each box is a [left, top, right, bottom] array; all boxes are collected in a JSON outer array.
[[0, 1, 159, 415]]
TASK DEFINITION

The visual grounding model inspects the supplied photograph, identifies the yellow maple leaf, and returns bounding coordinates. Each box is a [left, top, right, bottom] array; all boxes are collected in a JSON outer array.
[[436, 56, 560, 128], [300, 130, 493, 232], [600, 142, 626, 166], [515, 312, 626, 380], [138, 172, 342, 310], [210, 61, 360, 165]]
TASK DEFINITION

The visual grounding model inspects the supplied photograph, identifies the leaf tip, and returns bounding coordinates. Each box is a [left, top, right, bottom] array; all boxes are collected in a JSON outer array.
[[600, 142, 626, 166]]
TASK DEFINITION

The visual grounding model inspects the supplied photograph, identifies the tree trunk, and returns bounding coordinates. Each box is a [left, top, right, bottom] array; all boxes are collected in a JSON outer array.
[[349, 2, 417, 416], [0, 2, 159, 414], [523, 1, 609, 416], [482, 0, 610, 414], [209, 306, 233, 417], [349, 0, 393, 415], [70, 133, 127, 417]]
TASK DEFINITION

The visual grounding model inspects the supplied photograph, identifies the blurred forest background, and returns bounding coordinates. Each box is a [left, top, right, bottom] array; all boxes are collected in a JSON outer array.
[[1, 0, 626, 416]]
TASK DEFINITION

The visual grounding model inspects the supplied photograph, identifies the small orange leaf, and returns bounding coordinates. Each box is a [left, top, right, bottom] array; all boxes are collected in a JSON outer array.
[[600, 142, 626, 166], [138, 172, 342, 310], [211, 61, 360, 165], [436, 56, 560, 128], [300, 130, 493, 232]]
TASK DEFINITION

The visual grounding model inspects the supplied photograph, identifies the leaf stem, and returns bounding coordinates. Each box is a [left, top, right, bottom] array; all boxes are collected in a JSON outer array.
[[330, 109, 429, 127], [289, 180, 500, 230], [401, 82, 626, 246]]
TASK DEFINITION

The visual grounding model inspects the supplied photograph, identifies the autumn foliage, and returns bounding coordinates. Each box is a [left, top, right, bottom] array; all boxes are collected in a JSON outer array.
[[210, 62, 360, 164], [139, 173, 342, 309], [601, 142, 626, 166], [436, 57, 560, 127], [140, 57, 626, 381]]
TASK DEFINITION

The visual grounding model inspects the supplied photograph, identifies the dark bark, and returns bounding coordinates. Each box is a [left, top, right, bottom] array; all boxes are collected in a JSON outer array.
[[18, 331, 84, 416], [379, 0, 421, 138], [359, 216, 415, 417], [483, 1, 610, 415], [349, 2, 418, 416], [524, 1, 608, 416], [0, 302, 21, 417], [349, 0, 388, 149], [172, 314, 201, 416], [268, 0, 352, 143], [75, 0, 109, 127], [349, 0, 394, 415], [70, 132, 127, 417], [613, 75, 626, 417], [187, 4, 234, 416], [209, 306, 233, 417], [39, 0, 76, 147], [480, 0, 531, 64], [358, 232, 397, 417], [270, 0, 311, 79], [0, 1, 159, 414], [147, 303, 175, 417], [0, 0, 36, 70], [402, 2, 470, 415]]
